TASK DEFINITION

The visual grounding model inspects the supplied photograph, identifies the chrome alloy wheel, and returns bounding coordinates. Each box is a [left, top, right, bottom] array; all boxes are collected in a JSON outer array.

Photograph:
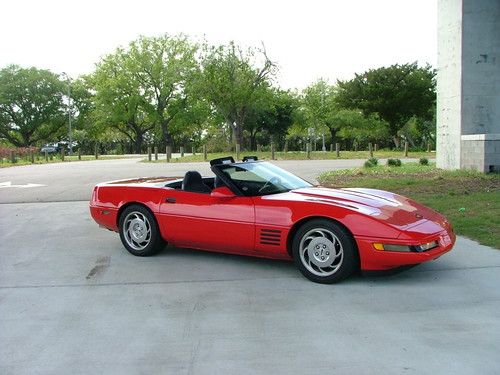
[[123, 211, 152, 251], [299, 228, 344, 277]]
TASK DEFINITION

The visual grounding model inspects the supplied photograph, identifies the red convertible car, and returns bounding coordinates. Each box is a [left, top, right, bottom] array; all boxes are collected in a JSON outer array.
[[90, 156, 455, 283]]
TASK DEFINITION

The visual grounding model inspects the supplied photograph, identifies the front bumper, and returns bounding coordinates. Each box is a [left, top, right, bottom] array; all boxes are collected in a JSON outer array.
[[355, 229, 456, 271]]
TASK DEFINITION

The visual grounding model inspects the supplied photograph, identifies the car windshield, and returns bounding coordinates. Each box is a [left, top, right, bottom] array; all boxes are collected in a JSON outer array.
[[218, 161, 312, 196]]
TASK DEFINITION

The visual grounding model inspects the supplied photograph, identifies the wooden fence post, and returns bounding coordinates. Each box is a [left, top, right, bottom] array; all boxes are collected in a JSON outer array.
[[10, 150, 16, 163], [94, 143, 99, 159], [166, 145, 172, 162], [336, 143, 340, 158], [427, 142, 431, 153], [374, 143, 378, 152], [61, 148, 65, 161], [236, 144, 241, 160], [45, 151, 49, 162], [30, 150, 34, 163], [78, 148, 81, 160], [369, 143, 373, 157], [404, 141, 409, 157], [203, 145, 207, 161], [271, 143, 275, 160], [306, 143, 311, 159], [147, 146, 152, 161], [154, 146, 158, 161], [180, 146, 184, 158]]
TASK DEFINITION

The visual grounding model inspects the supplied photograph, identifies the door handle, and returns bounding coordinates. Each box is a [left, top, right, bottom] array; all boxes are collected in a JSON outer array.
[[165, 197, 176, 203]]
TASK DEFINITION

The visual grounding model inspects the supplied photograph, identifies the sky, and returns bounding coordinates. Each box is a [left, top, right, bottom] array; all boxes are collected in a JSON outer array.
[[0, 0, 437, 90]]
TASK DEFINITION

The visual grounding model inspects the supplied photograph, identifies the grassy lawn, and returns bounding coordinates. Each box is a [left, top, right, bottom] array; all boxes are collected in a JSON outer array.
[[144, 150, 434, 163], [318, 163, 500, 249], [0, 154, 134, 168]]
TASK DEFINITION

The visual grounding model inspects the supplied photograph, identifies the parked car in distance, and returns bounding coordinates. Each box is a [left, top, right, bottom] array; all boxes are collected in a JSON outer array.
[[40, 141, 78, 154], [40, 143, 60, 154]]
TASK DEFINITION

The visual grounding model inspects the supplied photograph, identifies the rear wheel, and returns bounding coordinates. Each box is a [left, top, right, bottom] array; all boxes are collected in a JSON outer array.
[[292, 219, 358, 284], [119, 205, 165, 256]]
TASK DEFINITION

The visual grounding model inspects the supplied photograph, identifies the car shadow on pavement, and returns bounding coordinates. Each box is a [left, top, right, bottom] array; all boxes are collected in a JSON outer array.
[[147, 244, 445, 285]]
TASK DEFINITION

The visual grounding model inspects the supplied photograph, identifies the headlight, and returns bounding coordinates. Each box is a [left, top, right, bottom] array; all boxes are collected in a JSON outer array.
[[415, 240, 439, 252], [373, 240, 439, 252]]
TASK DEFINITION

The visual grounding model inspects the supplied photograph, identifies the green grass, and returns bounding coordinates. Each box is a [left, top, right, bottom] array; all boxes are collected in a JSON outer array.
[[143, 150, 434, 163], [318, 163, 500, 249], [0, 154, 131, 168]]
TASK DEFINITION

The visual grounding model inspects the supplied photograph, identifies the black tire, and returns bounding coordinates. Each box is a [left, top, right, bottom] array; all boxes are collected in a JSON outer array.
[[118, 204, 165, 256], [292, 219, 358, 284]]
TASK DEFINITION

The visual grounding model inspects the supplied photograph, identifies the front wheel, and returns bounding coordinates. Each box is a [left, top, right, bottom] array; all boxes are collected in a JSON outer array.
[[292, 219, 358, 284], [119, 205, 165, 256]]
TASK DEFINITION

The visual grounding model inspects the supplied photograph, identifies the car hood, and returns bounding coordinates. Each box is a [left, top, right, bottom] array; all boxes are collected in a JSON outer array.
[[286, 187, 443, 231]]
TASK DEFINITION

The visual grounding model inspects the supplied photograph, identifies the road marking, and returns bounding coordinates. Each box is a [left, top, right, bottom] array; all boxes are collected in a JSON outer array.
[[0, 181, 46, 189]]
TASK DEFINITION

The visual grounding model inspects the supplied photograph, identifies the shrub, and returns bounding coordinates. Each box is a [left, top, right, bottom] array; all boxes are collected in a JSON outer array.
[[364, 157, 379, 168], [420, 157, 429, 166], [387, 158, 402, 167]]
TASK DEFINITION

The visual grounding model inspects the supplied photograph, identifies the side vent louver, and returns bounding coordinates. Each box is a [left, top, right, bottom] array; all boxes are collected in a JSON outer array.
[[260, 229, 281, 246]]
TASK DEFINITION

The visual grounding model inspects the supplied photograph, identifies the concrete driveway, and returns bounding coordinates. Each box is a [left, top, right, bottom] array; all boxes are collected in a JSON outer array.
[[1, 158, 499, 374]]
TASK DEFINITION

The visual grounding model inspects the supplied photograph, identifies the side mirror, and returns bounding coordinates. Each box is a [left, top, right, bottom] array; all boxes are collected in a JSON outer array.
[[210, 186, 236, 198]]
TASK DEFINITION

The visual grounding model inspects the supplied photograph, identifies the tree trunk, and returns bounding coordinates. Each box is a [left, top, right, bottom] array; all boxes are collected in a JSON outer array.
[[159, 113, 173, 147], [393, 136, 401, 149], [329, 128, 337, 146], [250, 131, 257, 151], [134, 132, 143, 154]]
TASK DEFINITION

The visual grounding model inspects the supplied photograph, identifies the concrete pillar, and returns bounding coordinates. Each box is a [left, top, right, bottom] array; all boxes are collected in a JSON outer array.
[[437, 0, 500, 172]]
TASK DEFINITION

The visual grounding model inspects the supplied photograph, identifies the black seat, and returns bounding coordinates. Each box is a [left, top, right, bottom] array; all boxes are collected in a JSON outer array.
[[182, 171, 211, 193]]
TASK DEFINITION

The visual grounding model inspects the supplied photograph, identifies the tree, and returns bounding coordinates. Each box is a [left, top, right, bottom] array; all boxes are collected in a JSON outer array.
[[125, 35, 198, 146], [336, 110, 389, 147], [91, 34, 198, 153], [199, 41, 277, 148], [336, 62, 436, 147], [302, 79, 342, 146], [0, 65, 66, 147], [245, 89, 297, 150], [91, 53, 155, 153]]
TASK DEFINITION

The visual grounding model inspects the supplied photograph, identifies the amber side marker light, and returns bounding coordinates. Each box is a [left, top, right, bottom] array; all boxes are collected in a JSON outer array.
[[373, 241, 439, 253]]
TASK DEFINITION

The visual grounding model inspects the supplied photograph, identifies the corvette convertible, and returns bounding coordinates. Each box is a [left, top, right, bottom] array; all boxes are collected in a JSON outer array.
[[90, 156, 455, 283]]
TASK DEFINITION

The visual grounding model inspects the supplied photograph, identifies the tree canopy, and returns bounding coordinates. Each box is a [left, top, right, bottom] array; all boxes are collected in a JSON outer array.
[[0, 36, 438, 154], [0, 65, 66, 147], [336, 62, 436, 146], [198, 42, 277, 148]]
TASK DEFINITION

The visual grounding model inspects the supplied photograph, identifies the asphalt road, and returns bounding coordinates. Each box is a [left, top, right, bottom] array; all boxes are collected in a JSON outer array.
[[1, 158, 499, 374], [0, 157, 373, 203]]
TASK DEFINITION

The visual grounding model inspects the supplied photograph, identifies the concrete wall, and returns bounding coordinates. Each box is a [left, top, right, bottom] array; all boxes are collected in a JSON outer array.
[[437, 0, 500, 172], [437, 0, 463, 170]]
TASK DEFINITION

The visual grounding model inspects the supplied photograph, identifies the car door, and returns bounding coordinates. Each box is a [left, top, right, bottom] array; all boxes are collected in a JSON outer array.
[[157, 188, 256, 255]]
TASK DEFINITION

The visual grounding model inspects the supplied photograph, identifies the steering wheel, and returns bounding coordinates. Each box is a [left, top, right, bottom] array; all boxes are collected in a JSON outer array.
[[258, 176, 281, 193]]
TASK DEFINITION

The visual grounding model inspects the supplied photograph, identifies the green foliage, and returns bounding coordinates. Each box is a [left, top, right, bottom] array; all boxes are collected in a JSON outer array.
[[244, 89, 298, 150], [336, 62, 436, 146], [336, 110, 389, 145], [387, 158, 402, 166], [90, 34, 198, 152], [302, 79, 339, 142], [0, 37, 438, 153], [420, 157, 429, 165], [198, 41, 277, 147], [364, 157, 379, 168], [0, 65, 66, 146]]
